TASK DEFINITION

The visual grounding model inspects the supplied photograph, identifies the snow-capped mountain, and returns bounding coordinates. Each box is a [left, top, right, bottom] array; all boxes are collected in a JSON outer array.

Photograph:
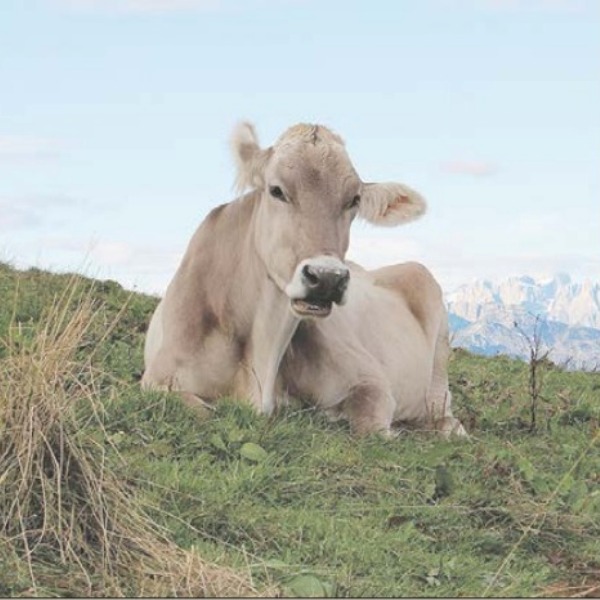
[[446, 274, 600, 370]]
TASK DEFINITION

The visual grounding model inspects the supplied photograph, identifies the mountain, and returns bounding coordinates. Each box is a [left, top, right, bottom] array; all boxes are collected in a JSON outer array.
[[446, 274, 600, 371]]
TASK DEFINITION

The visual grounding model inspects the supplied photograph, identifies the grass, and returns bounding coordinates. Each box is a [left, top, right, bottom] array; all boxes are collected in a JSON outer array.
[[1, 260, 599, 597], [0, 264, 263, 597]]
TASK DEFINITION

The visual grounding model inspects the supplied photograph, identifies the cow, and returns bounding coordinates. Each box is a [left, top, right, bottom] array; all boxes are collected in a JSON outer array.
[[142, 122, 466, 437]]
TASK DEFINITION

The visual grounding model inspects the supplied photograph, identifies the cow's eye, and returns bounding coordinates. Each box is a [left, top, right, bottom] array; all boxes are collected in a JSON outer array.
[[269, 185, 286, 201], [347, 194, 361, 210]]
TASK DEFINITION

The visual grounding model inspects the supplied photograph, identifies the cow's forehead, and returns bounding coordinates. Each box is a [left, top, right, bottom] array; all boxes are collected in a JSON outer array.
[[270, 123, 359, 188], [274, 123, 345, 147]]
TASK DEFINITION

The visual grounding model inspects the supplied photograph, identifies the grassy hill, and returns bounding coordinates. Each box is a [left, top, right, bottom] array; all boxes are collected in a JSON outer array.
[[0, 261, 598, 597]]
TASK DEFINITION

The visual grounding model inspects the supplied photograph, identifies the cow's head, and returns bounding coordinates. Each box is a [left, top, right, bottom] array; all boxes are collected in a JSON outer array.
[[231, 122, 426, 318]]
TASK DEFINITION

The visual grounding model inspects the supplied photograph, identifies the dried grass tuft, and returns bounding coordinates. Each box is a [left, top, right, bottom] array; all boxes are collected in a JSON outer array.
[[0, 278, 262, 597], [539, 581, 600, 598]]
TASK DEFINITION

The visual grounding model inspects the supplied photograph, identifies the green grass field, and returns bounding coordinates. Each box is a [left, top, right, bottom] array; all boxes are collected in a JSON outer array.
[[1, 261, 599, 597]]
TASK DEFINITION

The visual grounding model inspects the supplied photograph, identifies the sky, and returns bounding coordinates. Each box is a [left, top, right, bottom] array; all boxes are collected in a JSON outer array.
[[1, 0, 598, 295]]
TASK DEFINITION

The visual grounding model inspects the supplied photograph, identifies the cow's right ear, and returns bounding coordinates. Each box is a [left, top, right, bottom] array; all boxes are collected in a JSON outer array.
[[230, 121, 272, 193], [358, 181, 427, 227]]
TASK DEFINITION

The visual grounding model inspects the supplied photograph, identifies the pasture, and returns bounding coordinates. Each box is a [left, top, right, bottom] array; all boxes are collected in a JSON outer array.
[[0, 261, 598, 597]]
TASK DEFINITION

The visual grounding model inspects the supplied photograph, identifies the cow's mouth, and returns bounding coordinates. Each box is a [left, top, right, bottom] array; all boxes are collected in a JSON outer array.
[[291, 298, 332, 318]]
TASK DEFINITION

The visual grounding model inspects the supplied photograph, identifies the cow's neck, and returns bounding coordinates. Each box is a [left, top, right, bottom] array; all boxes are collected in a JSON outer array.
[[244, 194, 301, 414], [208, 192, 301, 413]]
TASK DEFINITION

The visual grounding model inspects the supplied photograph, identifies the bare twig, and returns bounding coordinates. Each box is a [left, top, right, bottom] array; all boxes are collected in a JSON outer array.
[[514, 314, 550, 432]]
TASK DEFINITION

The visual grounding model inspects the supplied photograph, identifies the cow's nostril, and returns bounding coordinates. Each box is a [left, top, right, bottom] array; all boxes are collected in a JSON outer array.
[[302, 264, 320, 287]]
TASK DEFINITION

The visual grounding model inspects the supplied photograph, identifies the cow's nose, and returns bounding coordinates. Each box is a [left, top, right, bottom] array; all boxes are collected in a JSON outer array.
[[301, 264, 350, 303]]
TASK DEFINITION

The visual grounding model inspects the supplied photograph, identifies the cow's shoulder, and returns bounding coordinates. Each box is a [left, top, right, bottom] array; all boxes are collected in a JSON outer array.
[[204, 202, 228, 224], [162, 192, 260, 345], [370, 262, 443, 332], [200, 190, 259, 234]]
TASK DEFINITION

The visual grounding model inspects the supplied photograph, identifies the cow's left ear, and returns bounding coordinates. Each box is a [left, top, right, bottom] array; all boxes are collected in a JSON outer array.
[[230, 121, 273, 192], [358, 182, 427, 226]]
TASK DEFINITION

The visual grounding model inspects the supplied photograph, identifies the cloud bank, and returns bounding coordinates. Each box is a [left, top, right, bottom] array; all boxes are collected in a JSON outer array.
[[0, 136, 62, 161], [440, 160, 498, 177], [55, 0, 299, 14], [0, 196, 85, 232]]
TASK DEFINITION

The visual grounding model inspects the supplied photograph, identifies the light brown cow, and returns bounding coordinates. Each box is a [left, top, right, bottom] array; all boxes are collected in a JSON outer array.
[[142, 122, 466, 436]]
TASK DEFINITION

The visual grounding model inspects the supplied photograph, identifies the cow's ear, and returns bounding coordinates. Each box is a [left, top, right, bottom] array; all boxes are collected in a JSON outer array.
[[230, 121, 272, 192], [358, 182, 427, 226]]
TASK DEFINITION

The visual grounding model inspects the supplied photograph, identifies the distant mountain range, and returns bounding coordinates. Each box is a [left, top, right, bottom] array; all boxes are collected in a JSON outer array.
[[446, 274, 600, 371]]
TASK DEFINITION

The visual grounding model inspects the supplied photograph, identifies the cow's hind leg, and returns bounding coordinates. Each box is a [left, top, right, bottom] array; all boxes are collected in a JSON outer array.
[[341, 382, 396, 437], [141, 353, 216, 415], [424, 318, 467, 437]]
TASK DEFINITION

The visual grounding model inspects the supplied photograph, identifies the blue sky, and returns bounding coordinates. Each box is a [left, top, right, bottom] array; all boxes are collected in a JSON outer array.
[[1, 0, 598, 294]]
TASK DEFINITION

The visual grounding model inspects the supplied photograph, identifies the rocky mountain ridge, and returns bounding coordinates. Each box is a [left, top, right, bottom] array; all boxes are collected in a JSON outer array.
[[446, 274, 600, 370]]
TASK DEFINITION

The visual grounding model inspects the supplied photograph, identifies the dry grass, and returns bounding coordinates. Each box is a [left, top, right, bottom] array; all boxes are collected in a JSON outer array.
[[0, 278, 265, 597], [539, 581, 600, 598]]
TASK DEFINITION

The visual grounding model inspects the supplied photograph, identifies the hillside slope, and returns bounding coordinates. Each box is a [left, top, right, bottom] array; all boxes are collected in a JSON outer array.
[[1, 262, 599, 598]]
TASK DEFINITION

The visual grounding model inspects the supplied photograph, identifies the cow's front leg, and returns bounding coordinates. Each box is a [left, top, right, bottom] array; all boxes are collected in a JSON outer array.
[[248, 280, 300, 415]]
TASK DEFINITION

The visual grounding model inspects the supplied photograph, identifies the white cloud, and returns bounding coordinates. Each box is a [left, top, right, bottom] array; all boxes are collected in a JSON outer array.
[[347, 223, 599, 294], [509, 209, 598, 255], [4, 206, 598, 297], [5, 229, 599, 298], [55, 0, 300, 13], [59, 0, 218, 11], [347, 231, 423, 270], [61, 0, 587, 12], [423, 252, 600, 293], [442, 0, 590, 13], [0, 136, 63, 161], [440, 160, 498, 177], [0, 195, 84, 232], [43, 235, 181, 264], [37, 235, 185, 294], [92, 241, 134, 264], [485, 0, 587, 12], [0, 208, 42, 231]]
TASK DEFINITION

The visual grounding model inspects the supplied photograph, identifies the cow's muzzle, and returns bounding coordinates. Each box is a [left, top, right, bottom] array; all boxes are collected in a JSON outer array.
[[285, 256, 350, 318]]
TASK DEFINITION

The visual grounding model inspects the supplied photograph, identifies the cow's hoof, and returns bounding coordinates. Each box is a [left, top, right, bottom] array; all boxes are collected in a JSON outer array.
[[440, 418, 468, 439], [381, 428, 402, 439], [179, 392, 215, 419], [260, 401, 276, 417]]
